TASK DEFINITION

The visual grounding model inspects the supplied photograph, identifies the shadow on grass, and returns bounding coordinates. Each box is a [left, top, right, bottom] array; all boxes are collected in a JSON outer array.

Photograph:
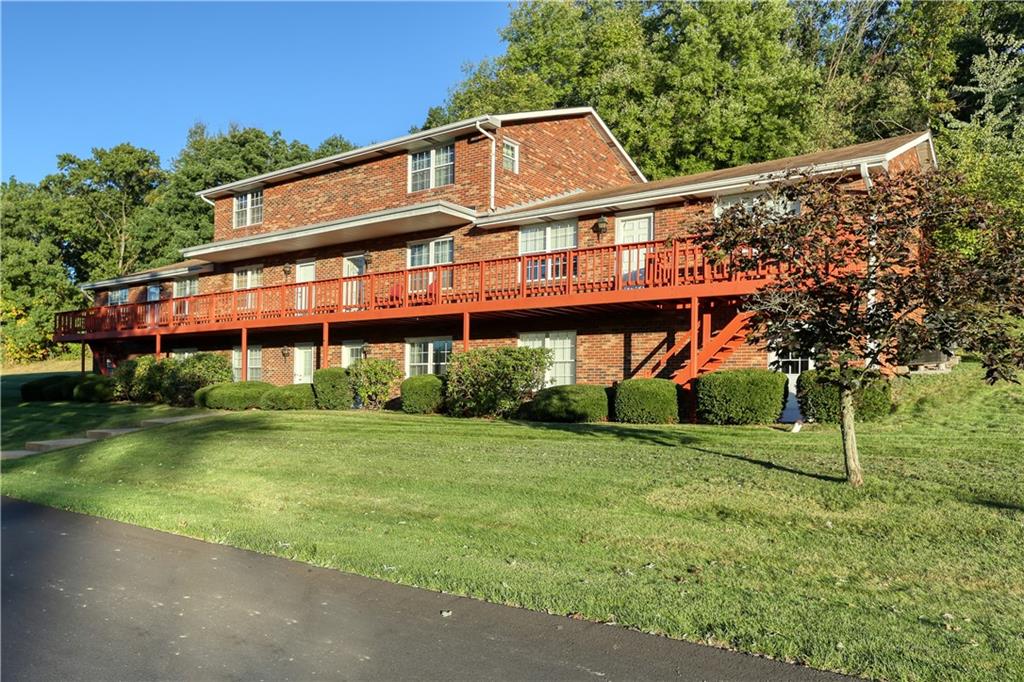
[[511, 419, 845, 483]]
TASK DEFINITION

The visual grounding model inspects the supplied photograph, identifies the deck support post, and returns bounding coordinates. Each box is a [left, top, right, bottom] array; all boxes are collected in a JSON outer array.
[[321, 322, 329, 368], [689, 296, 699, 382], [80, 342, 86, 374], [241, 328, 248, 381], [689, 296, 700, 423], [462, 312, 471, 352], [155, 332, 162, 359]]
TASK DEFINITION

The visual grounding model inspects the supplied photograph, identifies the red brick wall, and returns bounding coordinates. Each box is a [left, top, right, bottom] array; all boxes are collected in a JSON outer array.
[[212, 113, 640, 242]]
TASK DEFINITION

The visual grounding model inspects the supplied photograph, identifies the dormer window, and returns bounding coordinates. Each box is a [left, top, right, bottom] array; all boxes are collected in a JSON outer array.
[[503, 140, 519, 173], [409, 144, 455, 192], [714, 191, 799, 218], [233, 189, 263, 228]]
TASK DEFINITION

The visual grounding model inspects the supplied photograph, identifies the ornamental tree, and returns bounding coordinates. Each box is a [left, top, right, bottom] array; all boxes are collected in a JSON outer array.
[[701, 169, 1024, 487]]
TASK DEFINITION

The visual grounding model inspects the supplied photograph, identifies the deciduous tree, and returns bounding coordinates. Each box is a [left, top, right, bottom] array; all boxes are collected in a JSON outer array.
[[702, 170, 1023, 486]]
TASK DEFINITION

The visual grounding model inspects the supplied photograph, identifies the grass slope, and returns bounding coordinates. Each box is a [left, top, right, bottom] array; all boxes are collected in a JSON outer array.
[[2, 363, 1022, 680], [1, 371, 199, 450]]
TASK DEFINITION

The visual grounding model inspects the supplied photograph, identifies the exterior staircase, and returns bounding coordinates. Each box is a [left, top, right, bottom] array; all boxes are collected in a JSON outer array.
[[671, 311, 753, 386]]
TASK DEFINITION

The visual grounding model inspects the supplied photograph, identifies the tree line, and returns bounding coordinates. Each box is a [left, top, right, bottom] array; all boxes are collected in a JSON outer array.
[[2, 0, 1022, 362]]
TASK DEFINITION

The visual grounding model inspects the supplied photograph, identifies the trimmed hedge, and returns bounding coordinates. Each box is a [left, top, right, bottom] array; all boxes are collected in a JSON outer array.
[[259, 383, 317, 410], [72, 374, 116, 402], [695, 369, 788, 425], [201, 381, 274, 410], [313, 368, 353, 410], [160, 353, 233, 407], [796, 370, 893, 423], [443, 347, 550, 418], [20, 374, 85, 401], [614, 378, 679, 424], [400, 374, 443, 414], [518, 384, 609, 422]]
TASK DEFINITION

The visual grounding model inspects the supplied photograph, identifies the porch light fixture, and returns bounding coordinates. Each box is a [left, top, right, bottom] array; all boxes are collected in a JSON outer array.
[[281, 346, 291, 358], [363, 252, 373, 268], [283, 263, 292, 276], [593, 215, 608, 236]]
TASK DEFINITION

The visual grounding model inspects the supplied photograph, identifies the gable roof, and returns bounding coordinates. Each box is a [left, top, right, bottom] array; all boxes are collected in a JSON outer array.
[[197, 108, 645, 200], [477, 131, 935, 228]]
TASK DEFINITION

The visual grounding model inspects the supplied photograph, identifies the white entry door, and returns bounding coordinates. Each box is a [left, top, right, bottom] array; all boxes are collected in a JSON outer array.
[[294, 259, 316, 312], [342, 254, 367, 310], [616, 213, 654, 286], [294, 343, 315, 384], [770, 349, 815, 422]]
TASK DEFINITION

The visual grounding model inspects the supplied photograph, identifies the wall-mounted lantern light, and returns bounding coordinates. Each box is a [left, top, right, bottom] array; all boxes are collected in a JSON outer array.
[[363, 252, 373, 268], [283, 263, 293, 277], [281, 346, 292, 358], [593, 215, 609, 236]]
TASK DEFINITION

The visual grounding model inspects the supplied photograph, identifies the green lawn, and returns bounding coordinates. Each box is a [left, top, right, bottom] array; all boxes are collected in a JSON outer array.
[[2, 362, 1022, 681], [0, 371, 199, 450]]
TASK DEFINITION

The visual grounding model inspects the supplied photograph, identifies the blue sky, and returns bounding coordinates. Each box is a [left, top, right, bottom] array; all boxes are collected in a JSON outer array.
[[1, 2, 510, 182]]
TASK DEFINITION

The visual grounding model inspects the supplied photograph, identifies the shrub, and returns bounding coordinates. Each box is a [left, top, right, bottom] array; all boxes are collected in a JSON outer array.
[[159, 353, 232, 407], [348, 358, 402, 410], [20, 374, 84, 401], [111, 359, 138, 400], [259, 383, 317, 410], [400, 374, 443, 414], [614, 378, 679, 424], [443, 347, 550, 418], [72, 374, 116, 402], [517, 384, 609, 422], [796, 370, 893, 423], [129, 355, 166, 402], [194, 384, 215, 408], [695, 369, 788, 425], [313, 367, 353, 410], [201, 381, 274, 410]]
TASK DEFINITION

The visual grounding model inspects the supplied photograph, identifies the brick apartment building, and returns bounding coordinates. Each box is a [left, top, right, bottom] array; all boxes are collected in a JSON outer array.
[[54, 108, 935, 409]]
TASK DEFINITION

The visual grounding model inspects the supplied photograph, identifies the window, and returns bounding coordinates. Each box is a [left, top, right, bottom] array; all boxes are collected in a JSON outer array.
[[341, 340, 364, 368], [233, 265, 263, 289], [233, 189, 264, 228], [408, 237, 454, 268], [232, 345, 262, 382], [519, 220, 577, 255], [714, 191, 799, 218], [146, 285, 162, 302], [234, 265, 263, 312], [406, 337, 453, 377], [519, 331, 576, 387], [109, 288, 129, 306], [503, 140, 519, 173], [171, 348, 197, 359], [173, 277, 199, 298], [409, 144, 455, 192], [520, 220, 578, 282]]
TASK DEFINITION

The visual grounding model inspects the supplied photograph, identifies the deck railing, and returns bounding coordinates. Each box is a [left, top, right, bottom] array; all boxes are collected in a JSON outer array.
[[53, 239, 780, 338]]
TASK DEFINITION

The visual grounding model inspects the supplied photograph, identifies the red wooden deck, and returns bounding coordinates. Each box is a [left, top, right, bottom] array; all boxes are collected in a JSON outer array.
[[54, 239, 779, 342]]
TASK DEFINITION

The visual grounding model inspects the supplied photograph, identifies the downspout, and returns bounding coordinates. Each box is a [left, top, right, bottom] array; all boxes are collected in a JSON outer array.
[[860, 161, 878, 367], [475, 121, 496, 212], [859, 162, 873, 190], [199, 195, 215, 206]]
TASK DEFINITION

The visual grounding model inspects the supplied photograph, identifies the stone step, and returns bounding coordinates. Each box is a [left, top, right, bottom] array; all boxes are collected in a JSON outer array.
[[1, 450, 38, 461], [138, 413, 212, 427], [24, 438, 95, 453], [85, 427, 143, 439]]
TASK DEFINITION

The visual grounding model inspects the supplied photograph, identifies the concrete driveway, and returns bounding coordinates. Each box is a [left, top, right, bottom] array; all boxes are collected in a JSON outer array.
[[1, 497, 849, 681]]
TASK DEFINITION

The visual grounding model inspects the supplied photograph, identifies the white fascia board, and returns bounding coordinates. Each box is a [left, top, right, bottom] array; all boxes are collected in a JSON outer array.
[[181, 201, 478, 259], [477, 157, 893, 228], [881, 131, 935, 167], [197, 116, 501, 199], [80, 263, 213, 291]]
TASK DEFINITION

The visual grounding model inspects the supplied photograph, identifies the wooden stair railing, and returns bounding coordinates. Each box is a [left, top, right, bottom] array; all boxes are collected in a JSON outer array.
[[671, 311, 754, 386]]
